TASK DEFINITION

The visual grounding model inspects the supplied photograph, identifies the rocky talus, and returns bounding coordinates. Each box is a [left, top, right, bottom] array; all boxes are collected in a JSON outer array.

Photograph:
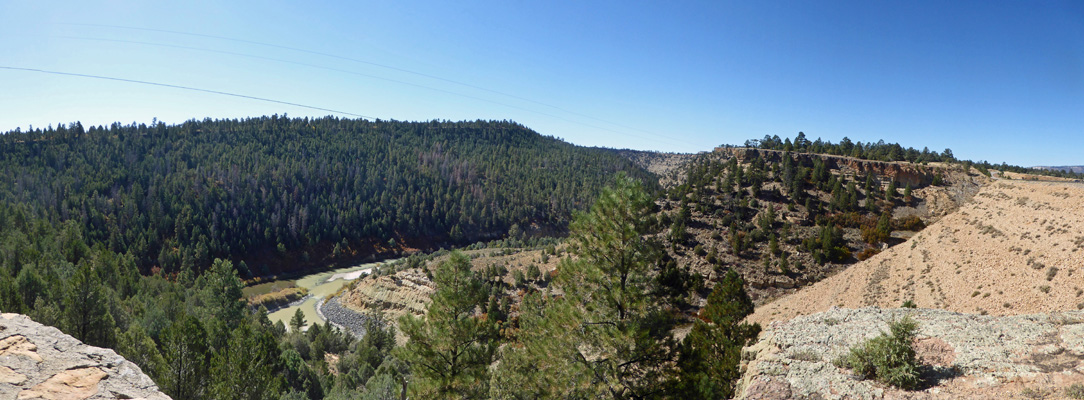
[[319, 297, 371, 338], [0, 313, 169, 400], [738, 307, 1084, 399]]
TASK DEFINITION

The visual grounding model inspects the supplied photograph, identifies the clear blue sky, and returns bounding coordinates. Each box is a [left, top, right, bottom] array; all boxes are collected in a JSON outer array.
[[1, 1, 1081, 166]]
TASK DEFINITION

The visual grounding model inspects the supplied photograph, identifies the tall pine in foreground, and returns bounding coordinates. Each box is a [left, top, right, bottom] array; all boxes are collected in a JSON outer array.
[[492, 174, 680, 399], [398, 251, 497, 399], [676, 270, 761, 399]]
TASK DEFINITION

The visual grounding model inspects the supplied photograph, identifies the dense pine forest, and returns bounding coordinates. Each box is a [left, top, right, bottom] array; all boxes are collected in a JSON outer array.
[[0, 116, 655, 276]]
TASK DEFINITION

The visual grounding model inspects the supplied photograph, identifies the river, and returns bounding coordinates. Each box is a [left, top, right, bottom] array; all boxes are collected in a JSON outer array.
[[266, 260, 395, 331]]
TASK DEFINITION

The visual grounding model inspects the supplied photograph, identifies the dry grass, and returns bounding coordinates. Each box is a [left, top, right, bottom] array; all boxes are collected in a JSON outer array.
[[248, 286, 309, 308]]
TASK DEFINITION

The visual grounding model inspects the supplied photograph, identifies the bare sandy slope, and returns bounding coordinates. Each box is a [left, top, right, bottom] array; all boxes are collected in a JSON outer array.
[[749, 179, 1084, 326]]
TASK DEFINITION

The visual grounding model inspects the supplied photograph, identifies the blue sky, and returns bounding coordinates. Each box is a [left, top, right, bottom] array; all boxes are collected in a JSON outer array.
[[1, 1, 1081, 166]]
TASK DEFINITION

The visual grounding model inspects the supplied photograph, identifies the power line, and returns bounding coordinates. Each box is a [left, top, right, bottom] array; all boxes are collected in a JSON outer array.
[[0, 66, 374, 119], [57, 23, 689, 146], [49, 35, 695, 148]]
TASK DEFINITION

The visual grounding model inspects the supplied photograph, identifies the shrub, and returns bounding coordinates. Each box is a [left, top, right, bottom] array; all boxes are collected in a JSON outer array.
[[893, 216, 926, 232], [1066, 383, 1084, 399], [841, 316, 922, 390], [1022, 387, 1052, 400], [248, 287, 309, 309], [856, 247, 880, 261], [693, 244, 707, 257]]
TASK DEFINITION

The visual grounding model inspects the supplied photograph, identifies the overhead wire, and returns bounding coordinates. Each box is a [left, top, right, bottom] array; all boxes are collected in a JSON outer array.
[[0, 66, 374, 119], [52, 35, 681, 147], [56, 23, 693, 148]]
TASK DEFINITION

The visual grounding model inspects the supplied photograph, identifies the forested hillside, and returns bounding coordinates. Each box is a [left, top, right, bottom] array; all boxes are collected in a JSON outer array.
[[652, 143, 986, 303], [0, 116, 654, 275]]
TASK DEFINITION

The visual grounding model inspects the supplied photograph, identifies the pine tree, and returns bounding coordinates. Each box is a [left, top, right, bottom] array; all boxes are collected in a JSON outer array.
[[676, 271, 761, 399], [289, 309, 307, 332], [63, 260, 115, 348], [209, 324, 284, 400], [116, 325, 166, 385], [161, 315, 210, 400], [398, 251, 497, 399], [492, 174, 679, 399], [876, 212, 893, 241]]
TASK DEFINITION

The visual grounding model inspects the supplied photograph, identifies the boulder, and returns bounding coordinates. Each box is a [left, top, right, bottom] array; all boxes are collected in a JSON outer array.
[[0, 313, 170, 400]]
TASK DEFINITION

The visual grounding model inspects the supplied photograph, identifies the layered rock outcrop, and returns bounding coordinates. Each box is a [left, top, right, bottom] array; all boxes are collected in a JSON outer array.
[[0, 313, 169, 400], [337, 269, 434, 344], [737, 307, 1084, 399], [718, 147, 941, 188]]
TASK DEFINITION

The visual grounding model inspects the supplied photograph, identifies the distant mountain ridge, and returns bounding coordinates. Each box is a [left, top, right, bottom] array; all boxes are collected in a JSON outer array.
[[1033, 165, 1084, 174]]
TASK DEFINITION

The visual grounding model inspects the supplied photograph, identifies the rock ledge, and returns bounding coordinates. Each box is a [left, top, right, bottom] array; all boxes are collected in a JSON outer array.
[[737, 307, 1084, 399], [0, 313, 170, 400]]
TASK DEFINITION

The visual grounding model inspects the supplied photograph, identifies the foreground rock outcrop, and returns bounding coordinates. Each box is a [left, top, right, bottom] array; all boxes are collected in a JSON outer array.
[[738, 307, 1084, 399], [0, 313, 169, 400]]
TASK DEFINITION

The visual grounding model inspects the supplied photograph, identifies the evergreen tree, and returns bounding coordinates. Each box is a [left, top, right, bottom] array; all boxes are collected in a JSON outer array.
[[116, 324, 166, 385], [63, 260, 116, 348], [161, 315, 210, 400], [876, 212, 893, 241], [397, 251, 497, 399], [209, 324, 284, 400], [846, 181, 859, 211], [290, 309, 307, 332], [492, 175, 679, 399], [676, 271, 760, 399]]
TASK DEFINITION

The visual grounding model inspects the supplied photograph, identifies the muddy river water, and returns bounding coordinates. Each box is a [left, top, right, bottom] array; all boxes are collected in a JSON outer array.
[[267, 260, 395, 330]]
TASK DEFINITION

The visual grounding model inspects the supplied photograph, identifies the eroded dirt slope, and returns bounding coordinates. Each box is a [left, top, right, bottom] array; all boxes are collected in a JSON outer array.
[[749, 179, 1084, 326]]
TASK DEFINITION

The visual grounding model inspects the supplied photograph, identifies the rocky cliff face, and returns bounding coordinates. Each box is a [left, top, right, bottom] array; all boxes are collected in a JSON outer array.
[[0, 313, 169, 400], [611, 149, 700, 189], [737, 307, 1084, 399], [337, 269, 434, 344], [718, 148, 941, 188]]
